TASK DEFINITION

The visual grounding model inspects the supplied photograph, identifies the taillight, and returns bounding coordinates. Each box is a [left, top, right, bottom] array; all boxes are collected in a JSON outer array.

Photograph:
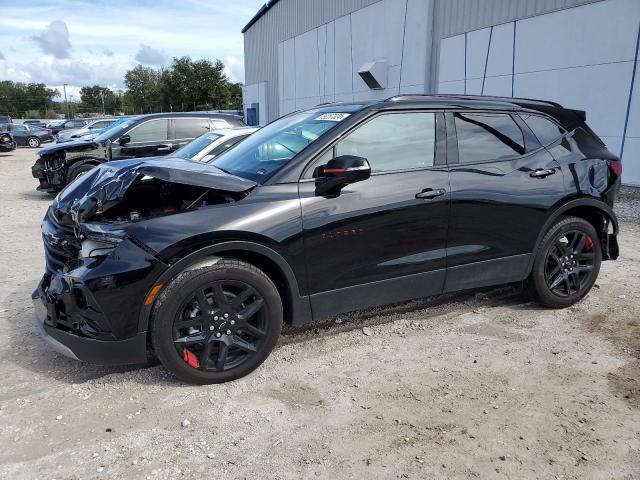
[[607, 160, 622, 177]]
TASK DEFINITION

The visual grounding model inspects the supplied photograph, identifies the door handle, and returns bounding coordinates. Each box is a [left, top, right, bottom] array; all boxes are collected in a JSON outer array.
[[416, 188, 446, 199], [157, 144, 173, 152], [529, 168, 556, 178]]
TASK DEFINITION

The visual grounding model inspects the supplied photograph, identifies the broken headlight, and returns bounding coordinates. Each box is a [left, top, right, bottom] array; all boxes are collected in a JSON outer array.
[[78, 231, 123, 258]]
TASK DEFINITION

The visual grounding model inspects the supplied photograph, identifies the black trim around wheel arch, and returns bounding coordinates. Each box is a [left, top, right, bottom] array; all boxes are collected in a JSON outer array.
[[137, 241, 312, 333], [527, 198, 619, 274]]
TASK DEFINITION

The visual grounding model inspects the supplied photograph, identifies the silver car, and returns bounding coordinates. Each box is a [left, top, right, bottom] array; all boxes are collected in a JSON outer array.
[[56, 118, 117, 143]]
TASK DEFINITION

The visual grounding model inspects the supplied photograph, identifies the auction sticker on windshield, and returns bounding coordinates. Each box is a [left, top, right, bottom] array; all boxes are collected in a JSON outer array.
[[315, 113, 350, 122]]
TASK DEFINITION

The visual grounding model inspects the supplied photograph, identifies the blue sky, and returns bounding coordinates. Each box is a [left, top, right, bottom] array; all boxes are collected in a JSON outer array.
[[0, 0, 265, 100]]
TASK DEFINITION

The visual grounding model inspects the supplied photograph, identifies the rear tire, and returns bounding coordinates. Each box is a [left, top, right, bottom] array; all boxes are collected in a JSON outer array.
[[150, 259, 282, 384], [527, 216, 601, 308], [27, 136, 41, 148]]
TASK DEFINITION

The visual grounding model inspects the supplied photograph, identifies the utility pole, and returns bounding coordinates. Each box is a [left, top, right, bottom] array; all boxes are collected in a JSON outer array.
[[62, 84, 70, 118], [100, 90, 105, 115]]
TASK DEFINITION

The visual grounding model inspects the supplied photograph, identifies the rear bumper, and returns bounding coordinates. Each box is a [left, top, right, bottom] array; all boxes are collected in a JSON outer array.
[[32, 279, 148, 365]]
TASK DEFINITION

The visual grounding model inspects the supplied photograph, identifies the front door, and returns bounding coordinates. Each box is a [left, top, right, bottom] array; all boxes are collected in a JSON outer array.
[[112, 118, 171, 159], [299, 111, 450, 319]]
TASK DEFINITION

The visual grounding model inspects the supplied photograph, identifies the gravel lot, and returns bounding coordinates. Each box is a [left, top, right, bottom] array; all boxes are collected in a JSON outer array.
[[1, 148, 638, 479]]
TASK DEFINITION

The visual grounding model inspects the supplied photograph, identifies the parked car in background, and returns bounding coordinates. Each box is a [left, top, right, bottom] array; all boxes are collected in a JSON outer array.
[[0, 123, 55, 147], [57, 117, 118, 143], [57, 117, 130, 143], [23, 120, 48, 129], [169, 127, 258, 162], [0, 132, 16, 152], [32, 112, 245, 191], [0, 114, 12, 124], [47, 118, 88, 135], [31, 95, 620, 384]]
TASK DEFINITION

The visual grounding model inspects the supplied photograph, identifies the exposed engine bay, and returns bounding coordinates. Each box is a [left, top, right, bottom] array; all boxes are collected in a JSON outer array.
[[97, 176, 248, 223]]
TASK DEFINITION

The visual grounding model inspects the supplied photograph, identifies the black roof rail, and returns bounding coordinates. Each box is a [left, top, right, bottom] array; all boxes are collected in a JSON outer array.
[[386, 93, 563, 108]]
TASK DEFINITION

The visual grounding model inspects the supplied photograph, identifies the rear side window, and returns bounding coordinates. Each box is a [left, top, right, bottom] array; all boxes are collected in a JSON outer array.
[[128, 119, 169, 142], [454, 113, 525, 163], [520, 114, 564, 146], [173, 118, 211, 139], [335, 112, 436, 173]]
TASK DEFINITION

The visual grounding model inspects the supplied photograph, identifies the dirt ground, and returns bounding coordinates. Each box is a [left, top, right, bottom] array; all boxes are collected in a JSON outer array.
[[0, 147, 638, 480]]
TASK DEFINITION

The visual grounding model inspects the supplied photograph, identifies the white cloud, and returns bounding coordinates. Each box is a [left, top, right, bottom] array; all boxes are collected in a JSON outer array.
[[30, 20, 71, 59], [224, 55, 245, 83], [135, 44, 168, 66]]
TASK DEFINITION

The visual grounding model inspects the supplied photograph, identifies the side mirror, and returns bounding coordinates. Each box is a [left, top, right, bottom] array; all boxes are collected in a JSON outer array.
[[315, 155, 371, 196], [118, 134, 131, 146]]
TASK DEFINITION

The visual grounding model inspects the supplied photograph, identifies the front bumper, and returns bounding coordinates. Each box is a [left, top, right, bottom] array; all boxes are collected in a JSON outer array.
[[32, 274, 149, 365], [32, 157, 64, 192]]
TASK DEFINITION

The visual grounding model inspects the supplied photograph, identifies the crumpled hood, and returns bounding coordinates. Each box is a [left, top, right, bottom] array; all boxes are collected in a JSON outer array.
[[54, 157, 257, 223]]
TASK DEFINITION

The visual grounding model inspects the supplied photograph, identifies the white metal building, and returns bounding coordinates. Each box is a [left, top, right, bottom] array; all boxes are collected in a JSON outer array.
[[242, 0, 640, 185]]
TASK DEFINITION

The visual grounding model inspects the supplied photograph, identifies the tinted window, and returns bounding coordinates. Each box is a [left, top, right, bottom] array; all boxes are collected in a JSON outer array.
[[91, 120, 112, 129], [455, 113, 525, 163], [173, 118, 210, 139], [335, 112, 436, 173], [520, 114, 564, 146], [128, 119, 169, 142]]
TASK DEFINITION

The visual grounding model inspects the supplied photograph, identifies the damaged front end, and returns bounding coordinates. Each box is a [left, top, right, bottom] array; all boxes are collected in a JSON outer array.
[[33, 158, 256, 364], [32, 140, 108, 193]]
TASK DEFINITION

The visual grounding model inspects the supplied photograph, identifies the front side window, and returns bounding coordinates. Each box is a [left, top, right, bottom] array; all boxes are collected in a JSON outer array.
[[211, 110, 348, 182], [455, 113, 525, 163], [334, 112, 436, 173], [128, 119, 169, 143], [520, 114, 564, 146], [173, 118, 211, 139]]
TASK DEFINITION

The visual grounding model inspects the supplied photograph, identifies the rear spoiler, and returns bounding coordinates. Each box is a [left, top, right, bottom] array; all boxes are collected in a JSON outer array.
[[518, 103, 586, 131]]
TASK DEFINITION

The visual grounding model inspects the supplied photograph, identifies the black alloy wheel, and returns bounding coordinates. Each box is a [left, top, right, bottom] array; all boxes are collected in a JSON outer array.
[[544, 230, 596, 297], [173, 279, 267, 372], [528, 216, 601, 308], [151, 259, 282, 384]]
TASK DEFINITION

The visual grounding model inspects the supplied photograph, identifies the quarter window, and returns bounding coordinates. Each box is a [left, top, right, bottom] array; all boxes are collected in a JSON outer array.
[[520, 114, 564, 146], [454, 113, 525, 163], [334, 112, 436, 173], [128, 119, 169, 142]]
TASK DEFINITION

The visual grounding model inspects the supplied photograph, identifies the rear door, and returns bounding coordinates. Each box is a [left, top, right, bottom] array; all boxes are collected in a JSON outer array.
[[299, 110, 450, 318], [170, 118, 212, 152], [445, 110, 566, 292]]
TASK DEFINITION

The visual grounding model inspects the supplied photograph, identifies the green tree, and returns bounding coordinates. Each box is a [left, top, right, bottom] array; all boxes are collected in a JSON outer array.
[[123, 65, 161, 114], [79, 85, 122, 115], [0, 81, 58, 118]]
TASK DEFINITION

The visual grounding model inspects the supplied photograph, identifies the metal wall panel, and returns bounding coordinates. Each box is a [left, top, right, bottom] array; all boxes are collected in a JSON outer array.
[[244, 0, 381, 122]]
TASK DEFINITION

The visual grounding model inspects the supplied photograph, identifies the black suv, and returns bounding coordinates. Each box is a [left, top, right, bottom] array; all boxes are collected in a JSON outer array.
[[32, 112, 245, 192], [33, 95, 621, 384]]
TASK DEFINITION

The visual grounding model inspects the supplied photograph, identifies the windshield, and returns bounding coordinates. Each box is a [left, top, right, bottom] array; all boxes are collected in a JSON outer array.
[[93, 117, 137, 142], [171, 132, 222, 160], [211, 111, 349, 182]]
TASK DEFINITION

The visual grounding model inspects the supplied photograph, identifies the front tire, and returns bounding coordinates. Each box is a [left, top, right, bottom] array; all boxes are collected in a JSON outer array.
[[66, 163, 96, 184], [150, 259, 283, 384], [27, 136, 41, 148], [528, 216, 601, 308]]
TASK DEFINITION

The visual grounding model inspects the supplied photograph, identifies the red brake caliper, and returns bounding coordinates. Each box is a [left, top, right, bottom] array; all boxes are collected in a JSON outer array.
[[584, 236, 594, 252], [182, 348, 200, 368]]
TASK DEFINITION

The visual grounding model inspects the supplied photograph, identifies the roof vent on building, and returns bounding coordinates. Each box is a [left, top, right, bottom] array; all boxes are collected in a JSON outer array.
[[358, 61, 388, 90]]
